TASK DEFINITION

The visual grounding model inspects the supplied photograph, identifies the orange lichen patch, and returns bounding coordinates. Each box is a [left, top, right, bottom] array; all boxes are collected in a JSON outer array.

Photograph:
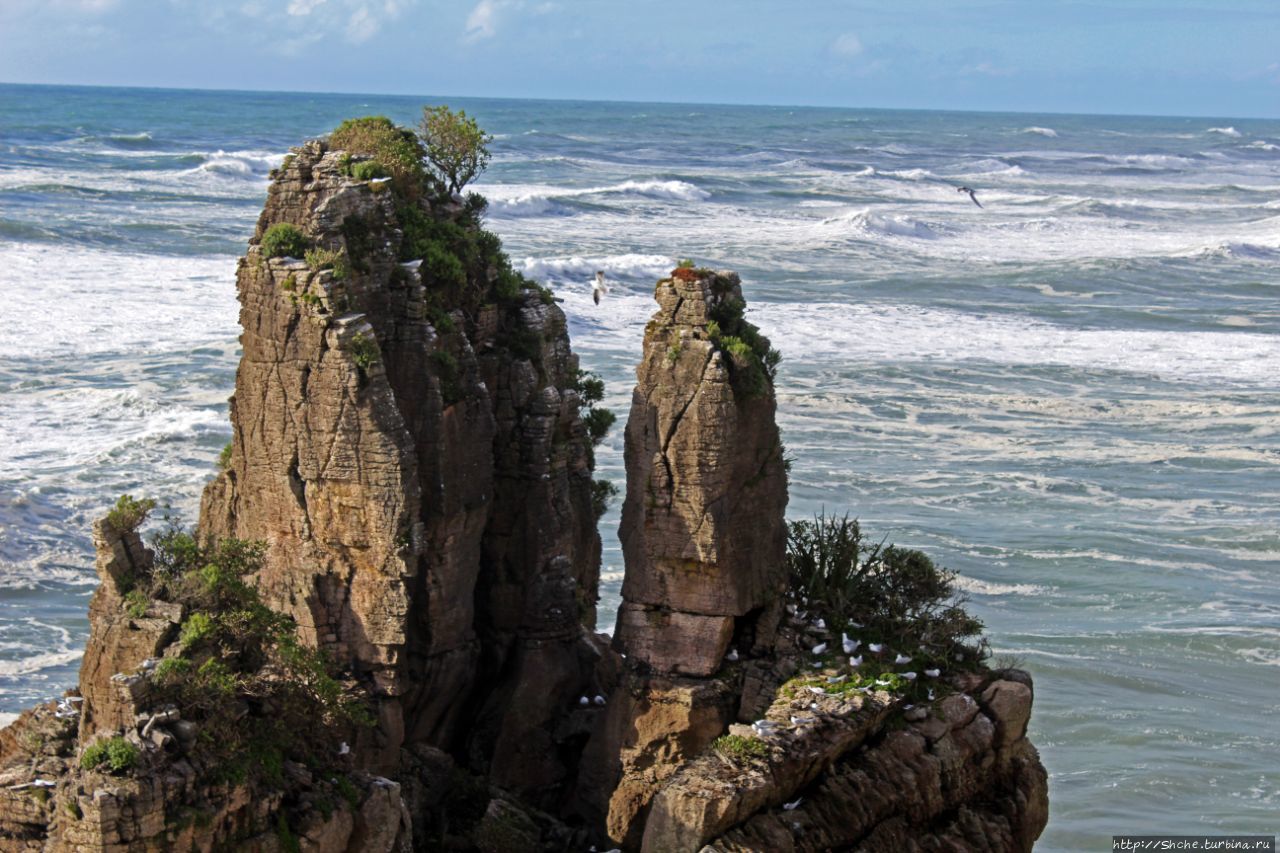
[[672, 267, 701, 281]]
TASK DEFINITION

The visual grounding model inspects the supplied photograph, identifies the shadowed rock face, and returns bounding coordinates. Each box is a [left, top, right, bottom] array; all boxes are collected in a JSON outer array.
[[199, 141, 606, 795]]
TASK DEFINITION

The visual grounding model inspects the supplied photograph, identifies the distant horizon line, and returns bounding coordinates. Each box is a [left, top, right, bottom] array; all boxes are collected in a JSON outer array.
[[3, 79, 1276, 124]]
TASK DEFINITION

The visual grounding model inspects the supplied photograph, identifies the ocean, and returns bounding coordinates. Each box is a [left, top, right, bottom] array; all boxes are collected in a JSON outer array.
[[1, 83, 1277, 849]]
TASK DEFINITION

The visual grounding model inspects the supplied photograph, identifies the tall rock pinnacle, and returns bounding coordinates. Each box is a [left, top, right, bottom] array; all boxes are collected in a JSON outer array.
[[616, 267, 788, 675]]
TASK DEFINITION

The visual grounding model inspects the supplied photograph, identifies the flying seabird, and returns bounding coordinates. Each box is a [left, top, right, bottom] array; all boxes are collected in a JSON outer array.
[[957, 186, 983, 208], [592, 270, 608, 305]]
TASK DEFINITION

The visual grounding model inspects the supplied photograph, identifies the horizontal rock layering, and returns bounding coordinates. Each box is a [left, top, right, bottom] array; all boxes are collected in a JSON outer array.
[[0, 131, 1047, 852]]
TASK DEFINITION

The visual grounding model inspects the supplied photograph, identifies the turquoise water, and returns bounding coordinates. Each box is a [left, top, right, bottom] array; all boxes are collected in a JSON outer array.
[[1, 83, 1278, 849]]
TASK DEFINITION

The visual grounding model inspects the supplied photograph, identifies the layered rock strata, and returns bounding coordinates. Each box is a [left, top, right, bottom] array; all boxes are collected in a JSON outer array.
[[198, 141, 607, 799], [584, 269, 790, 847], [0, 128, 1049, 852]]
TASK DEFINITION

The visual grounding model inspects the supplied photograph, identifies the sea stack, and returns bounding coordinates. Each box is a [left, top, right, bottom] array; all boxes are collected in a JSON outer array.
[[583, 267, 790, 847]]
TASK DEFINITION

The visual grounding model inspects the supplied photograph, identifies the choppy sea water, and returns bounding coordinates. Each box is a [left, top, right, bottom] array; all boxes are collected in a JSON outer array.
[[1, 83, 1277, 848]]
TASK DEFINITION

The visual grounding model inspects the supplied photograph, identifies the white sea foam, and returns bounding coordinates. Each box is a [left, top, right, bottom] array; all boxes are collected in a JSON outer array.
[[754, 302, 1280, 386], [519, 252, 674, 284], [952, 576, 1049, 596], [820, 208, 940, 239], [1207, 126, 1242, 137], [1021, 126, 1058, 138], [1245, 140, 1280, 151], [188, 149, 283, 178], [0, 650, 81, 678], [480, 179, 709, 218], [0, 245, 238, 360]]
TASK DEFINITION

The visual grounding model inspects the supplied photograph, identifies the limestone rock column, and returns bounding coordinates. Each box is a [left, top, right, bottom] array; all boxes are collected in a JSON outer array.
[[615, 268, 788, 673]]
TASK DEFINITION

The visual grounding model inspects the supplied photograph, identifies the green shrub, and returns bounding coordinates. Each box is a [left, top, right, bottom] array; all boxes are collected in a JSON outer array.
[[349, 160, 389, 181], [348, 332, 379, 372], [276, 812, 300, 853], [81, 737, 139, 774], [261, 223, 309, 259], [583, 408, 616, 447], [106, 494, 157, 535], [329, 117, 427, 199], [152, 657, 192, 683], [417, 105, 493, 195], [677, 258, 696, 268], [124, 589, 148, 619], [711, 734, 768, 761], [423, 242, 466, 290], [786, 511, 985, 665], [591, 479, 617, 521], [179, 612, 215, 650], [305, 247, 349, 281], [218, 442, 233, 470]]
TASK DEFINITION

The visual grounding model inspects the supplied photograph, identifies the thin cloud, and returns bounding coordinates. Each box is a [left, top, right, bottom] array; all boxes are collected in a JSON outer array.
[[830, 32, 863, 59], [463, 0, 499, 43], [287, 0, 325, 14]]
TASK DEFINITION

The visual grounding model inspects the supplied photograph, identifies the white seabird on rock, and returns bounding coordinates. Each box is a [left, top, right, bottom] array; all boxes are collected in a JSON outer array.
[[811, 642, 827, 655], [593, 695, 607, 706], [868, 643, 885, 653], [902, 672, 917, 681], [925, 668, 941, 677], [842, 633, 859, 654], [894, 653, 912, 664], [783, 797, 803, 811], [337, 742, 350, 756], [848, 654, 863, 666], [726, 648, 739, 662], [578, 696, 590, 707]]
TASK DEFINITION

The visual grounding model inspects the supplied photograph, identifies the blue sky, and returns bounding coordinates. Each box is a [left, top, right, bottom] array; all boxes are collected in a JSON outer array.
[[1, 1, 1278, 117]]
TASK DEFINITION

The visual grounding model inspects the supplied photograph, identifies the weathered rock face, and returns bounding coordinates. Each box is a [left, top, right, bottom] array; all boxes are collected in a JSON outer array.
[[616, 269, 788, 676], [584, 270, 790, 847], [199, 141, 607, 797], [654, 669, 1048, 853], [0, 132, 1049, 852]]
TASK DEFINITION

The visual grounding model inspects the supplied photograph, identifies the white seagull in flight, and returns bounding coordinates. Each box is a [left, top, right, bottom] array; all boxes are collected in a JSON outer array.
[[592, 270, 608, 305]]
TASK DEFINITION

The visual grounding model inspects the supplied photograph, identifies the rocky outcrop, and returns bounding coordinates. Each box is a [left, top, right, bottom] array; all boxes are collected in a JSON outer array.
[[198, 140, 607, 797], [616, 268, 788, 675], [0, 124, 1048, 853], [582, 269, 790, 847]]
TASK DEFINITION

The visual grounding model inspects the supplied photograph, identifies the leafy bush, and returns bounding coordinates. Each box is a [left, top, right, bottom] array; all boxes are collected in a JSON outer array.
[[348, 332, 379, 372], [583, 408, 616, 447], [106, 494, 157, 535], [124, 589, 149, 619], [701, 283, 780, 399], [179, 612, 215, 650], [417, 105, 493, 195], [711, 734, 768, 761], [140, 525, 374, 788], [329, 116, 427, 199], [305, 247, 349, 281], [591, 479, 617, 521], [787, 511, 985, 664], [261, 223, 309, 259], [349, 160, 389, 181], [80, 736, 139, 774]]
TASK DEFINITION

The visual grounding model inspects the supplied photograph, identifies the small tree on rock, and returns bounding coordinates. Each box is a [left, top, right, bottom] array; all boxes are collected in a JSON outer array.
[[417, 105, 493, 195]]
